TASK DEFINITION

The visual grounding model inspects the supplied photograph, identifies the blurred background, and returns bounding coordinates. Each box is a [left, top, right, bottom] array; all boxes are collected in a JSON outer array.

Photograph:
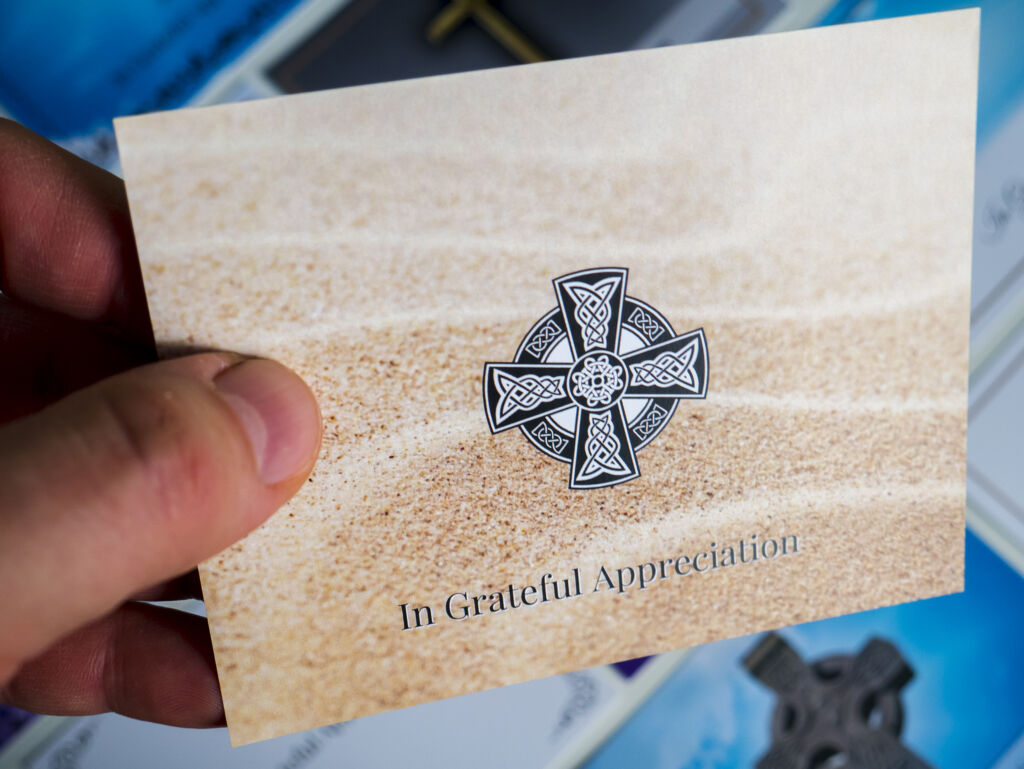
[[2, 1, 1024, 766]]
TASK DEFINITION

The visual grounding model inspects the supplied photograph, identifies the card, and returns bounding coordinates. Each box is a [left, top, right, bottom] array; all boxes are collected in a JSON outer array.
[[115, 10, 978, 745]]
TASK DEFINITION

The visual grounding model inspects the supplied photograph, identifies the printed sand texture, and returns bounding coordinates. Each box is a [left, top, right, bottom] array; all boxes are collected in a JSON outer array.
[[116, 11, 978, 745]]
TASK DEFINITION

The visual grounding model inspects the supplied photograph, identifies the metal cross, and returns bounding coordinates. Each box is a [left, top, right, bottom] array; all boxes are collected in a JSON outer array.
[[743, 632, 934, 769], [426, 0, 548, 63]]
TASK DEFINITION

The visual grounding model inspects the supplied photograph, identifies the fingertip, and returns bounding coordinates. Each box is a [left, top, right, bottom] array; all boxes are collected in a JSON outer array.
[[213, 359, 322, 486]]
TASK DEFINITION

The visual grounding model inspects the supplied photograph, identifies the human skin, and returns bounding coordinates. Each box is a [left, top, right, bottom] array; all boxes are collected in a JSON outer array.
[[0, 119, 322, 728]]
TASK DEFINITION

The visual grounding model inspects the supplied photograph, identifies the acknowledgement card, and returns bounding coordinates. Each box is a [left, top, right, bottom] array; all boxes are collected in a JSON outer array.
[[115, 10, 978, 744]]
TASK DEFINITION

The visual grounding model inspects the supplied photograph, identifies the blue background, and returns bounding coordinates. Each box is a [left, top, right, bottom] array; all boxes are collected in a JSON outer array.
[[0, 0, 300, 138]]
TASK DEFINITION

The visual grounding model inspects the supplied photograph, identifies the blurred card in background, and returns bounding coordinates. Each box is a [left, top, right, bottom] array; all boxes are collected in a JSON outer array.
[[264, 0, 785, 93], [0, 652, 683, 769], [567, 532, 1024, 769], [1, 665, 614, 769]]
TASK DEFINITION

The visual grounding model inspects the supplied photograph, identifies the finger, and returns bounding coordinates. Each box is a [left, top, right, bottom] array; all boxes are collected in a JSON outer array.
[[0, 603, 224, 728], [0, 352, 321, 683], [0, 118, 150, 339], [0, 295, 155, 422]]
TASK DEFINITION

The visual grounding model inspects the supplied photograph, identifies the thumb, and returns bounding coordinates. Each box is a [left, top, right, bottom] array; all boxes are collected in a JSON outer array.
[[0, 352, 321, 680]]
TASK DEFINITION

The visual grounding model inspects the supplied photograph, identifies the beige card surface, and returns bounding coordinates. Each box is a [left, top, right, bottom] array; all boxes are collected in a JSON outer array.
[[116, 11, 978, 745]]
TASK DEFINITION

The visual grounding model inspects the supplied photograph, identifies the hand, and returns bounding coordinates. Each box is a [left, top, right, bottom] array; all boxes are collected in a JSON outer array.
[[0, 120, 321, 727]]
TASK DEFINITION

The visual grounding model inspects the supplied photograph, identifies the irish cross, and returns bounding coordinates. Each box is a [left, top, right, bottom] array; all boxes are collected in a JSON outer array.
[[483, 267, 708, 489]]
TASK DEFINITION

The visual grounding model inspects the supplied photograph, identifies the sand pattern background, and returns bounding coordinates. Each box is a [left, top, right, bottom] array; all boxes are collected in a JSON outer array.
[[116, 11, 978, 745]]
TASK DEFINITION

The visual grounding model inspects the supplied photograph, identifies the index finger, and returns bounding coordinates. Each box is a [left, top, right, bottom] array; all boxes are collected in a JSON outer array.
[[0, 118, 151, 341]]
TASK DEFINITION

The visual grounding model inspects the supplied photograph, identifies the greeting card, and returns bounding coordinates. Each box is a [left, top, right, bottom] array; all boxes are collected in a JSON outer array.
[[115, 10, 978, 744]]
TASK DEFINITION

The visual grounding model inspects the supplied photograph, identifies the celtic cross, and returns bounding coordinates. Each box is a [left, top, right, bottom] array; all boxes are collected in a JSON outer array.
[[483, 267, 708, 489], [743, 633, 932, 769]]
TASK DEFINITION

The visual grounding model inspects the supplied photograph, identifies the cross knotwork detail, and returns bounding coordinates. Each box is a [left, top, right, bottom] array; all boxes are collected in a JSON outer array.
[[494, 371, 565, 421], [629, 340, 700, 389], [483, 268, 708, 489]]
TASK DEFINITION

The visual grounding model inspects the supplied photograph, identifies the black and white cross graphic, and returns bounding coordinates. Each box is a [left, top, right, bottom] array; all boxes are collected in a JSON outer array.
[[483, 267, 708, 489]]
